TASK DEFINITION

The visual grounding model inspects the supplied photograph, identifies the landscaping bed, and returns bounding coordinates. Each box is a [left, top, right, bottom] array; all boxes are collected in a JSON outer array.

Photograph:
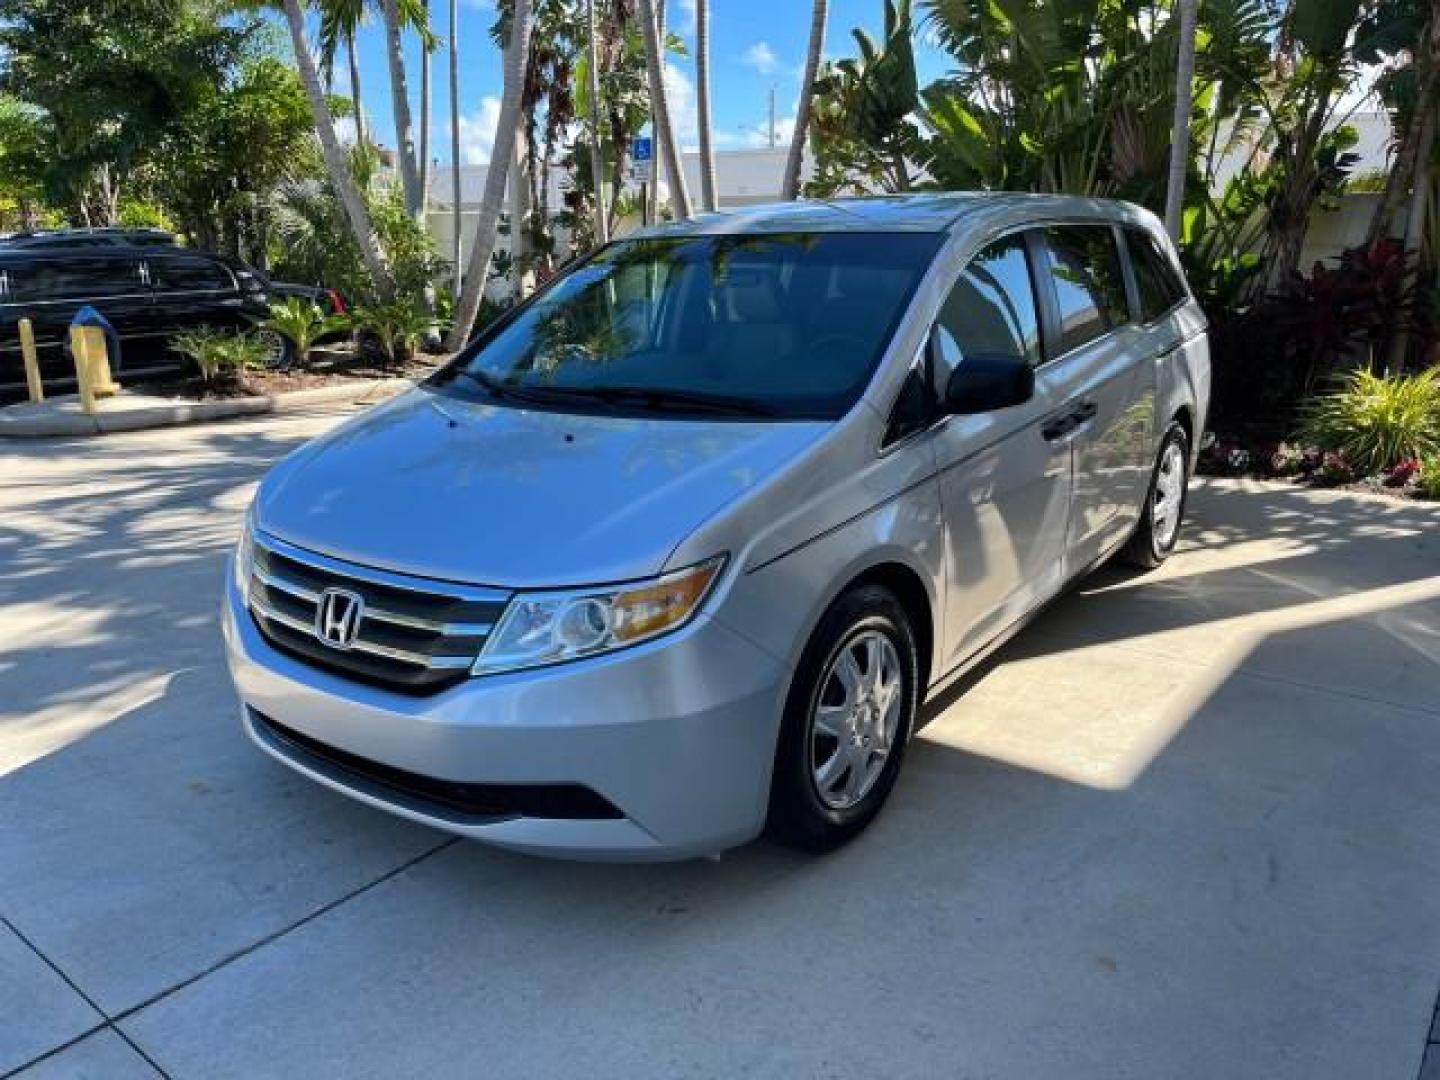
[[132, 348, 445, 401]]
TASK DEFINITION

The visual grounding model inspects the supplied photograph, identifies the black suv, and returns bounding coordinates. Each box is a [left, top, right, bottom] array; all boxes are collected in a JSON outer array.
[[0, 233, 343, 402]]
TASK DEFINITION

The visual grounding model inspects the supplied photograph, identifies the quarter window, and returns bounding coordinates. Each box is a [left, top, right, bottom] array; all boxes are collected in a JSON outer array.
[[1039, 225, 1130, 354], [1125, 227, 1188, 321], [931, 234, 1042, 393], [150, 256, 233, 292]]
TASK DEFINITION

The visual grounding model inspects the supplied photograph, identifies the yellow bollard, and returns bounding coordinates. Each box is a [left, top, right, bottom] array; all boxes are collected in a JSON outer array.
[[71, 325, 99, 415], [69, 325, 121, 414], [18, 318, 44, 403]]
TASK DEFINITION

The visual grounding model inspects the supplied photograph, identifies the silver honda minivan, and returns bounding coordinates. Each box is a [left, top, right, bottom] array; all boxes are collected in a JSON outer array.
[[224, 194, 1209, 860]]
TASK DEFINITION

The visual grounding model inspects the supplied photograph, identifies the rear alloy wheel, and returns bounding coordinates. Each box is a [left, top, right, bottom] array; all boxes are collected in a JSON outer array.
[[255, 328, 293, 370], [1122, 422, 1190, 568], [769, 584, 919, 851]]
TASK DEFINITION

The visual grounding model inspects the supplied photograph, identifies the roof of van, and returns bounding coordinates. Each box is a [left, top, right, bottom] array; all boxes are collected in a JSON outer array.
[[633, 192, 1152, 238]]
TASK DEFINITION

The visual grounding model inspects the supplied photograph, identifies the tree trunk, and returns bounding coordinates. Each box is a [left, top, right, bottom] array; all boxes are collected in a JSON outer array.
[[510, 123, 534, 301], [282, 0, 396, 299], [638, 0, 691, 218], [1368, 9, 1439, 247], [347, 31, 366, 146], [381, 0, 423, 219], [447, 0, 535, 348], [782, 0, 827, 200], [586, 0, 609, 242], [449, 0, 463, 289], [696, 0, 717, 211], [419, 0, 432, 223], [1163, 0, 1198, 241], [1387, 106, 1437, 373]]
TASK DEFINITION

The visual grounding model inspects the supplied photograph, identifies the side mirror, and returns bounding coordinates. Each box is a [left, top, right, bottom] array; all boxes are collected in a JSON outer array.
[[943, 352, 1035, 415]]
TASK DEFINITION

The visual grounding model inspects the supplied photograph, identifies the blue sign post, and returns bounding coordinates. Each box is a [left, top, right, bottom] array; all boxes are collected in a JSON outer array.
[[630, 136, 654, 183]]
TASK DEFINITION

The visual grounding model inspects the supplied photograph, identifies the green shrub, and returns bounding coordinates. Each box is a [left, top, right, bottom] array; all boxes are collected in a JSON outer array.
[[170, 327, 270, 383], [1300, 367, 1440, 474], [345, 301, 441, 365], [170, 327, 235, 382], [261, 297, 345, 363], [1418, 458, 1440, 500]]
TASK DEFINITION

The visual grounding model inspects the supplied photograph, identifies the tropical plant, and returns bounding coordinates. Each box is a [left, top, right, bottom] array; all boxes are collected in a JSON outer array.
[[1418, 456, 1440, 499], [806, 0, 917, 196], [268, 149, 442, 305], [449, 0, 535, 348], [261, 297, 346, 363], [170, 327, 272, 383], [1300, 366, 1440, 473], [278, 0, 397, 299], [783, 0, 829, 200], [347, 300, 442, 364]]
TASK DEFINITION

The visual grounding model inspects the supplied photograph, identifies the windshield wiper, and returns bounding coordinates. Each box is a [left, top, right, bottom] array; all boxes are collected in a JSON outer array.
[[447, 369, 558, 406], [519, 385, 783, 418]]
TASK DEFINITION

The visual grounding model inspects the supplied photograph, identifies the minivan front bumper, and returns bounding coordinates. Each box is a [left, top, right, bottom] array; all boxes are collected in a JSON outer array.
[[223, 567, 789, 860]]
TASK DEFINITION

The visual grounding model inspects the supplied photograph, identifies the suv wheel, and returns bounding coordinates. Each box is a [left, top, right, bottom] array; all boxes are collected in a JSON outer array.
[[1122, 422, 1190, 568], [768, 584, 919, 851], [255, 328, 293, 370]]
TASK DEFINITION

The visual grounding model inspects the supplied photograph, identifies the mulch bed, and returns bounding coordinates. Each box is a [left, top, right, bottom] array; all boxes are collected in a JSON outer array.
[[132, 347, 449, 401]]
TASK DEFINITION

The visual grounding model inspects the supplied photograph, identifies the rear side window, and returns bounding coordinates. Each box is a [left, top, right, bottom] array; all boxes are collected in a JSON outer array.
[[932, 234, 1042, 391], [150, 255, 234, 292], [7, 258, 143, 303], [1039, 225, 1130, 354], [1125, 227, 1188, 321]]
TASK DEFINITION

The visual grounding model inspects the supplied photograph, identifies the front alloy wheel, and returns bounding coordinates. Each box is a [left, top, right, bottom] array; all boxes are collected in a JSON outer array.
[[769, 584, 919, 851], [810, 630, 904, 810]]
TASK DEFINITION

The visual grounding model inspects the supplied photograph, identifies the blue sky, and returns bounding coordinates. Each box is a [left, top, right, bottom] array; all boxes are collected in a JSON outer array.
[[300, 0, 953, 165]]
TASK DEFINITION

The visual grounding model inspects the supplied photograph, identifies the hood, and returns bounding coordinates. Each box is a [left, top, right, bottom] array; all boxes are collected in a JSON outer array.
[[256, 387, 828, 587]]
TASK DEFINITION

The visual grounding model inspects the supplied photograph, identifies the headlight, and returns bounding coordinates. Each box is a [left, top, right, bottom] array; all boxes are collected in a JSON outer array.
[[473, 556, 726, 676], [233, 504, 256, 603]]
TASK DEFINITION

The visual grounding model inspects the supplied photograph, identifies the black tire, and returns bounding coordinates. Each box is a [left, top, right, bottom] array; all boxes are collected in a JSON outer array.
[[254, 328, 294, 370], [1121, 421, 1191, 569], [768, 584, 920, 852]]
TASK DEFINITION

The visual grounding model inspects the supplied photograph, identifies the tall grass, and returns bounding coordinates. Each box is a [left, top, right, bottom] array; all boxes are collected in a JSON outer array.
[[1300, 367, 1440, 473]]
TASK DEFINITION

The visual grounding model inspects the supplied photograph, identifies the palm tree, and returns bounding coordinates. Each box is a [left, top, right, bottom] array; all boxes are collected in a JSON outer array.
[[281, 0, 397, 298], [637, 0, 691, 218], [586, 0, 609, 241], [380, 0, 423, 218], [696, 0, 717, 211], [317, 0, 368, 143], [1163, 0, 1198, 240], [782, 0, 828, 200], [448, 0, 462, 287], [419, 0, 432, 220], [447, 0, 536, 347]]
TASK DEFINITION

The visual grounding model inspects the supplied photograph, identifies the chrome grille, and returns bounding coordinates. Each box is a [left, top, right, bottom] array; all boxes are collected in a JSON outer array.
[[247, 532, 510, 694]]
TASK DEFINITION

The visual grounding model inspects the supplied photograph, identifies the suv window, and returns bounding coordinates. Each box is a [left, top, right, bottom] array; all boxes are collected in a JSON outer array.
[[1124, 227, 1187, 321], [7, 257, 143, 303], [931, 234, 1042, 393], [1039, 225, 1130, 354], [150, 255, 234, 292]]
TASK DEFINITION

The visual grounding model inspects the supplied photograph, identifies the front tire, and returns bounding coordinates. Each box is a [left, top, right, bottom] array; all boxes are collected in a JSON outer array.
[[1121, 422, 1190, 568], [768, 584, 919, 852]]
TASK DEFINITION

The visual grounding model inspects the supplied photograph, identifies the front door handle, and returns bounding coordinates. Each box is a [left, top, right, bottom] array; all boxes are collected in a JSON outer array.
[[1042, 398, 1097, 442]]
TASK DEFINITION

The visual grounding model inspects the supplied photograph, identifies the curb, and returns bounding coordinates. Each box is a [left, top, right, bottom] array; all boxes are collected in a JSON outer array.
[[0, 378, 413, 438]]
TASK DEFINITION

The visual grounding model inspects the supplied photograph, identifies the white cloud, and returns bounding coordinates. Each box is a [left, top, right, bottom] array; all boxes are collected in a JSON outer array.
[[664, 61, 699, 149], [455, 96, 503, 163], [742, 41, 780, 75], [333, 116, 359, 146]]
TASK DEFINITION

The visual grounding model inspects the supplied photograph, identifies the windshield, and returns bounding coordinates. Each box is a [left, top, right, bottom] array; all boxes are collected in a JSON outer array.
[[430, 231, 943, 419]]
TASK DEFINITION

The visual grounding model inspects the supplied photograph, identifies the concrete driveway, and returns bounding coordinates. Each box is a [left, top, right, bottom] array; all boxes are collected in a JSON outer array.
[[3, 407, 1440, 1079]]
